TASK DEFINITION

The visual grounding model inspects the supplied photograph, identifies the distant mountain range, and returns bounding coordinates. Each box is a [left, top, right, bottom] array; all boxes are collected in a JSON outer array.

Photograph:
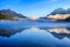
[[0, 9, 26, 20], [49, 8, 70, 15], [36, 8, 70, 22], [45, 8, 70, 21], [0, 9, 26, 18], [1, 8, 70, 21]]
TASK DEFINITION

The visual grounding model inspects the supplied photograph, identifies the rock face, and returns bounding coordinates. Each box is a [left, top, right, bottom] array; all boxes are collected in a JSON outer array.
[[0, 9, 26, 18]]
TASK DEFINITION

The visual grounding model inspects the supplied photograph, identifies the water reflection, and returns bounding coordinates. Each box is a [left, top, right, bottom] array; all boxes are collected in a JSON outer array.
[[30, 27, 39, 30], [47, 28, 70, 39], [0, 27, 70, 47], [40, 27, 70, 39], [0, 27, 28, 37], [0, 27, 70, 39]]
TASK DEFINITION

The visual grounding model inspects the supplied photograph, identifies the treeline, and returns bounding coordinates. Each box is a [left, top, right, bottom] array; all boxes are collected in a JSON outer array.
[[0, 13, 14, 20]]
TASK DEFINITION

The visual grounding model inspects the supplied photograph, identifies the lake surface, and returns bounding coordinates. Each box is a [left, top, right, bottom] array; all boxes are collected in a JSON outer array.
[[0, 21, 70, 47]]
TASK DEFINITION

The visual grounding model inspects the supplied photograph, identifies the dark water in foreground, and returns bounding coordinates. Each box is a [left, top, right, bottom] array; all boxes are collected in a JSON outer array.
[[0, 22, 70, 47]]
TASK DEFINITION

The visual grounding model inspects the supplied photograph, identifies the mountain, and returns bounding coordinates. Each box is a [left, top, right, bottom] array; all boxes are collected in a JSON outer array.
[[66, 8, 70, 14], [49, 8, 66, 15], [0, 9, 26, 18], [49, 8, 70, 15], [47, 8, 70, 15], [0, 13, 13, 20], [45, 8, 70, 21]]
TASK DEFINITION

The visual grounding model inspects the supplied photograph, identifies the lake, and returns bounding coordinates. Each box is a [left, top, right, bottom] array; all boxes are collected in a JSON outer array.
[[0, 21, 70, 47]]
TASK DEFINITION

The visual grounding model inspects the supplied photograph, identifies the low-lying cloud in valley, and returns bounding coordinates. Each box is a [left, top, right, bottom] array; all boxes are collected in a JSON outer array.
[[47, 14, 70, 20]]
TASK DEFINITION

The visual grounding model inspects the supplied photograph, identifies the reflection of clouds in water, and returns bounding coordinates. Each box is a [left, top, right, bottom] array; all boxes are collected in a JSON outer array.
[[0, 27, 70, 46], [48, 28, 70, 34], [47, 14, 70, 20], [30, 27, 70, 34], [39, 27, 70, 39], [30, 27, 39, 31], [0, 26, 70, 39]]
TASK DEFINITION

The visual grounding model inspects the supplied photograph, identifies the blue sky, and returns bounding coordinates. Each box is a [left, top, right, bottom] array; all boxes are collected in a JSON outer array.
[[0, 0, 70, 17]]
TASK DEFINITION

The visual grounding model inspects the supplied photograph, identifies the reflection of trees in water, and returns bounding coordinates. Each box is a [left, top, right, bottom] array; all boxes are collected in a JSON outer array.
[[0, 27, 28, 37], [39, 27, 70, 39]]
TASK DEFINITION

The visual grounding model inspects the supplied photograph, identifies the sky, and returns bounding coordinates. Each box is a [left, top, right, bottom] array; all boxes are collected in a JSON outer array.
[[0, 0, 70, 17]]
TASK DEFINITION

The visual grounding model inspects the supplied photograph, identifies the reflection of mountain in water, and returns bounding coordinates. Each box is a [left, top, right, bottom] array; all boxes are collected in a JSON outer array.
[[0, 27, 28, 37], [39, 27, 70, 39], [0, 27, 70, 39]]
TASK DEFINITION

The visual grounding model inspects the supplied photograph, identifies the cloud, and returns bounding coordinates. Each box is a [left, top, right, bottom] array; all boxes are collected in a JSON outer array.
[[47, 14, 70, 20]]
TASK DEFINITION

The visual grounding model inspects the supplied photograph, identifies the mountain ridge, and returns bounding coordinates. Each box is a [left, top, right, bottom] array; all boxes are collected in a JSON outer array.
[[0, 9, 26, 18], [49, 8, 70, 15], [44, 8, 70, 21]]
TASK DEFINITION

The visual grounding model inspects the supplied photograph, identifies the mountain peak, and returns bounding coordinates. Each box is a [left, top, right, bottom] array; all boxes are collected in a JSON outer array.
[[55, 8, 64, 10], [5, 9, 11, 11], [1, 9, 12, 12], [50, 8, 66, 15], [0, 9, 26, 18]]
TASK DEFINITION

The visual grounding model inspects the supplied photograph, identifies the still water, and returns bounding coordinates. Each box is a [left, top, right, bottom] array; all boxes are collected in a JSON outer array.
[[0, 21, 70, 47]]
